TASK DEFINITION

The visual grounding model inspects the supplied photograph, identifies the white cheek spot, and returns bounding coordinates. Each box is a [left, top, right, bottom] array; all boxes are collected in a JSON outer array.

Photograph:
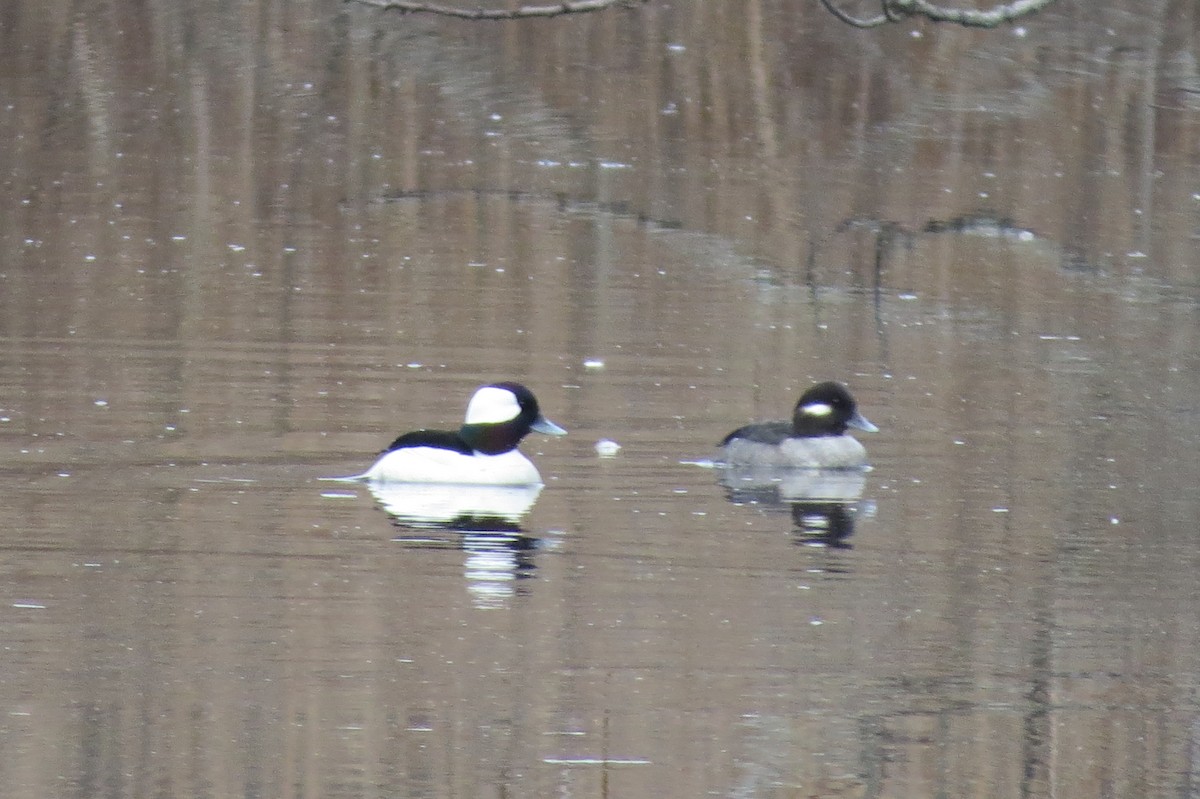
[[802, 402, 833, 417], [465, 387, 521, 424]]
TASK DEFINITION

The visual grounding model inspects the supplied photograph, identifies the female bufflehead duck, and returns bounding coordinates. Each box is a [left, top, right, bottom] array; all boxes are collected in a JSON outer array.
[[719, 381, 878, 470], [352, 382, 566, 485]]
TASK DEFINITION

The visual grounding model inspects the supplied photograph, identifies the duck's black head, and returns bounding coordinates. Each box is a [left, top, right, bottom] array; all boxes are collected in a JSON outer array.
[[459, 382, 567, 455], [791, 381, 878, 438]]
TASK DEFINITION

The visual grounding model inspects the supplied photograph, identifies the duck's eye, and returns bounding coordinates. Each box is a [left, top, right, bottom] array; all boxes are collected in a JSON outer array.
[[801, 402, 833, 417]]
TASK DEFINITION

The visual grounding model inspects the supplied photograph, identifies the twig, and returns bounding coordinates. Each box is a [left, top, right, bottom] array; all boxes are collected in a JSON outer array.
[[897, 0, 1058, 27], [820, 0, 1058, 29], [820, 0, 889, 28], [346, 0, 647, 19]]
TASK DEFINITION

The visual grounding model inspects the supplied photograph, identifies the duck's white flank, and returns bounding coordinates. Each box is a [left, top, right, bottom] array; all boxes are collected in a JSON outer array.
[[359, 446, 544, 486]]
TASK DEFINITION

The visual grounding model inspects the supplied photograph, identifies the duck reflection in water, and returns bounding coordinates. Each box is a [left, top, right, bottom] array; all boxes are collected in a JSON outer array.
[[367, 481, 548, 609], [719, 469, 868, 549], [365, 481, 543, 531]]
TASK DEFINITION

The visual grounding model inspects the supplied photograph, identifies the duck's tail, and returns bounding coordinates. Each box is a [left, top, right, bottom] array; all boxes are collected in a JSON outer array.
[[317, 474, 369, 483]]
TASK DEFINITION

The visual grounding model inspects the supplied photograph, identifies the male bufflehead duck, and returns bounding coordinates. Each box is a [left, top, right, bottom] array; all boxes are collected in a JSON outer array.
[[351, 382, 566, 485], [718, 381, 878, 469]]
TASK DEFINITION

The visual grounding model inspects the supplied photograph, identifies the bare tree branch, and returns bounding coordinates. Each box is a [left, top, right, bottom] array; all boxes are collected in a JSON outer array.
[[820, 0, 1058, 28], [347, 0, 1054, 27], [345, 0, 647, 19], [820, 0, 889, 28], [896, 0, 1058, 26]]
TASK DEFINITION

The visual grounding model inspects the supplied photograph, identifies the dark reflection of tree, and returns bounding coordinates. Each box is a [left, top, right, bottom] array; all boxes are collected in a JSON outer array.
[[1020, 599, 1052, 798]]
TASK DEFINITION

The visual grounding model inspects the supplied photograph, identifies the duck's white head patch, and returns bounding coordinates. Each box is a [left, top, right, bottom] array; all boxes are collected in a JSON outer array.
[[465, 386, 522, 425], [800, 401, 833, 418]]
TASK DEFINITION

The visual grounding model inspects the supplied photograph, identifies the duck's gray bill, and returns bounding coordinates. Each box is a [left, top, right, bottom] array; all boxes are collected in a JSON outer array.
[[532, 416, 568, 436], [848, 412, 879, 433]]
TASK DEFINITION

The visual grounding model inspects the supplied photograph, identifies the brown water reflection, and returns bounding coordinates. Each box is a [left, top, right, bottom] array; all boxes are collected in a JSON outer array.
[[2, 2, 1200, 798]]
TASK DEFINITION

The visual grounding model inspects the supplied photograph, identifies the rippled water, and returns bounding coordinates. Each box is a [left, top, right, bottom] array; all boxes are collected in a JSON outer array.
[[2, 3, 1200, 798]]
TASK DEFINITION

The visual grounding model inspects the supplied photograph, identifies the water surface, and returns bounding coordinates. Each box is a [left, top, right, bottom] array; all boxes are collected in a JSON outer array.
[[2, 2, 1199, 797]]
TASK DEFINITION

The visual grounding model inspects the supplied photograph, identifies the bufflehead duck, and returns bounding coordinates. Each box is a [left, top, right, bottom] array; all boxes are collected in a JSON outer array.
[[718, 381, 878, 469], [351, 382, 566, 485]]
